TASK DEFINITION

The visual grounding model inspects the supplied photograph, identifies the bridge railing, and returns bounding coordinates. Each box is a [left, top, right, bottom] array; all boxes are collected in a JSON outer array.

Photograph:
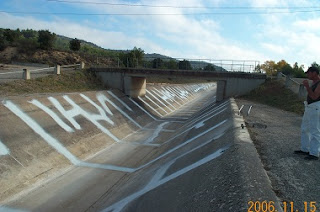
[[92, 56, 260, 73]]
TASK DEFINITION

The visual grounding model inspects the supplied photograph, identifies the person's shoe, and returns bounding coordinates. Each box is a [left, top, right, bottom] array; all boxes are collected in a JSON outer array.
[[304, 155, 319, 160], [294, 150, 309, 155]]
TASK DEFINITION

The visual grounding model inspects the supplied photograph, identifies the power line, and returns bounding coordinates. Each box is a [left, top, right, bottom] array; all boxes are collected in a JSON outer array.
[[1, 9, 320, 16], [46, 0, 320, 10]]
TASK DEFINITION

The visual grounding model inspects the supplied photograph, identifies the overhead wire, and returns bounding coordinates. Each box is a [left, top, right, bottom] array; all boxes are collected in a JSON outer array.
[[1, 9, 320, 16], [1, 0, 319, 16], [45, 0, 320, 10]]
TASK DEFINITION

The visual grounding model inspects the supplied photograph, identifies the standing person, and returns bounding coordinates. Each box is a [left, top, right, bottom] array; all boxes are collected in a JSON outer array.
[[294, 66, 320, 160]]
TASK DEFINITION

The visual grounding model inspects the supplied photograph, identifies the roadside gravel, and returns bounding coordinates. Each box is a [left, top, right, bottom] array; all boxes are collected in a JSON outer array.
[[235, 98, 320, 211]]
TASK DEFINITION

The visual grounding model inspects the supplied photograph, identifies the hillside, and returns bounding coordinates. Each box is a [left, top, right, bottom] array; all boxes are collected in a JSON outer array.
[[0, 47, 118, 67], [0, 28, 226, 71]]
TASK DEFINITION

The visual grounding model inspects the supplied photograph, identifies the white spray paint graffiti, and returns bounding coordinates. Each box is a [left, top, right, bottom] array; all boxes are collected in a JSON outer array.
[[0, 138, 24, 166], [138, 96, 163, 117], [145, 95, 168, 114], [0, 206, 28, 212], [4, 101, 80, 165], [150, 89, 177, 110], [0, 139, 10, 156], [107, 91, 133, 112], [143, 122, 169, 144], [153, 87, 175, 102], [29, 99, 75, 133], [96, 93, 142, 129], [146, 91, 173, 113], [0, 83, 231, 211], [129, 98, 159, 121], [3, 100, 135, 172], [102, 144, 229, 212], [1, 83, 218, 173], [161, 87, 183, 106], [65, 94, 119, 142], [138, 119, 228, 168]]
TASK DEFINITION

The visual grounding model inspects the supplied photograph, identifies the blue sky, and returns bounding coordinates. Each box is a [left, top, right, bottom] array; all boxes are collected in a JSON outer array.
[[1, 0, 320, 69]]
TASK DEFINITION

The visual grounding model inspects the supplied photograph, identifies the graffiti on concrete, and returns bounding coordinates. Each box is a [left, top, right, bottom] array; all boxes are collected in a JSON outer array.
[[0, 83, 235, 211], [0, 139, 9, 156], [102, 143, 229, 212]]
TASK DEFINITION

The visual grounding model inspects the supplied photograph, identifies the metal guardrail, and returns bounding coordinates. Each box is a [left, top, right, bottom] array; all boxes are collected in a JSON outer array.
[[0, 63, 82, 83], [0, 71, 23, 75]]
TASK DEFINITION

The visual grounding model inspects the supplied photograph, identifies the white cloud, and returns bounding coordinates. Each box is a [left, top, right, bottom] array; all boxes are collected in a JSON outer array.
[[3, 0, 320, 66], [261, 43, 287, 55], [293, 18, 320, 32]]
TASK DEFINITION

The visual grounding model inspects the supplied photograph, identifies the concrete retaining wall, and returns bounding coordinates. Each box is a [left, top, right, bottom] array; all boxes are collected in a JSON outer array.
[[224, 77, 266, 97]]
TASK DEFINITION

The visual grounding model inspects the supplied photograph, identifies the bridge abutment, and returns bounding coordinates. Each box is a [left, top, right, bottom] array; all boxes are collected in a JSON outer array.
[[216, 81, 226, 102], [124, 76, 146, 98], [96, 71, 146, 98]]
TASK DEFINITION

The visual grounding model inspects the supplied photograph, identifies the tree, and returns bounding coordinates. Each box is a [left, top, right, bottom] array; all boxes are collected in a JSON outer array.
[[311, 62, 320, 72], [292, 62, 305, 78], [204, 64, 216, 71], [260, 60, 277, 76], [69, 38, 81, 51], [276, 60, 288, 72], [120, 47, 145, 67], [178, 59, 192, 70], [128, 47, 144, 67], [281, 63, 293, 75], [17, 38, 38, 53], [0, 34, 8, 51], [254, 64, 261, 73], [152, 58, 164, 69], [38, 30, 56, 50], [166, 60, 178, 69], [21, 29, 37, 39], [3, 28, 21, 45]]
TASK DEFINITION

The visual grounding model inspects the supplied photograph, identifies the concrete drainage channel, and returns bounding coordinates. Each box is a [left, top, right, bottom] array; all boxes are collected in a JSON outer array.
[[0, 82, 281, 212]]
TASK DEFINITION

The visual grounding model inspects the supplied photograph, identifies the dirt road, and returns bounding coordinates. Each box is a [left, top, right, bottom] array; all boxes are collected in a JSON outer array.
[[236, 99, 320, 212]]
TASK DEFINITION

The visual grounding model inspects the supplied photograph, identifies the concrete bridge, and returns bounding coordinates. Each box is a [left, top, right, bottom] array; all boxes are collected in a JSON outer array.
[[90, 67, 266, 101]]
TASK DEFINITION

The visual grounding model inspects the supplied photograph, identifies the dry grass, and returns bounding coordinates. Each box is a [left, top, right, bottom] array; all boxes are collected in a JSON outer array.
[[240, 78, 304, 115]]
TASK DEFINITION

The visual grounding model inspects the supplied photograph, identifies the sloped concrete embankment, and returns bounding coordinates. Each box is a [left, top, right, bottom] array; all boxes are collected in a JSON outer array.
[[0, 83, 215, 203], [0, 82, 282, 212]]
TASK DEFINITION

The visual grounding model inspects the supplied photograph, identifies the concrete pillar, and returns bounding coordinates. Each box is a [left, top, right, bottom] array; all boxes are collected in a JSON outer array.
[[216, 80, 226, 102], [80, 62, 85, 69], [23, 69, 30, 80], [55, 65, 61, 75], [124, 76, 146, 98]]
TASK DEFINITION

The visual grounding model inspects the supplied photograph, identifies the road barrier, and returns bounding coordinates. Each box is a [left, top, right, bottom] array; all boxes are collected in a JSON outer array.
[[0, 63, 84, 82]]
